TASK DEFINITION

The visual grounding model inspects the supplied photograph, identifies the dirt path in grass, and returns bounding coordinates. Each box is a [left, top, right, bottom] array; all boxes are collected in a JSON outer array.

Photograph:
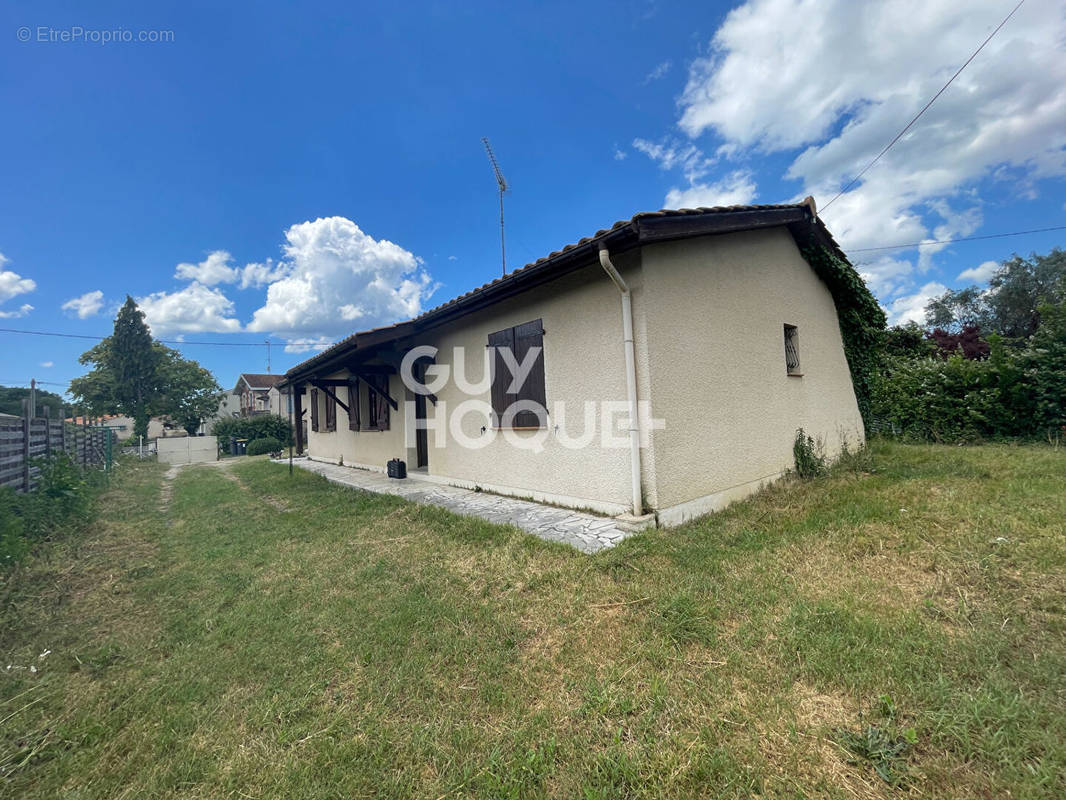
[[159, 459, 290, 512], [159, 460, 238, 512]]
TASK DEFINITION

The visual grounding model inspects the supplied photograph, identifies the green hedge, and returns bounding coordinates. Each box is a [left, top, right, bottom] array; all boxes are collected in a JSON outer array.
[[871, 303, 1066, 442], [211, 415, 293, 446], [246, 437, 282, 456]]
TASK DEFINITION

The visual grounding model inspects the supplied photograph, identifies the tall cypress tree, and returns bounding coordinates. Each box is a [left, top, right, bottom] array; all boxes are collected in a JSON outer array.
[[109, 296, 160, 439]]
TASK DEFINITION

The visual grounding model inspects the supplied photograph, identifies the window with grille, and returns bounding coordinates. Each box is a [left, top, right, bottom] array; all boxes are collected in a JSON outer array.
[[784, 324, 801, 375]]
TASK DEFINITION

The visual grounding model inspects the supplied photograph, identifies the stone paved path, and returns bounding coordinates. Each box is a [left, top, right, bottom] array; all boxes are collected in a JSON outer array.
[[277, 458, 635, 553]]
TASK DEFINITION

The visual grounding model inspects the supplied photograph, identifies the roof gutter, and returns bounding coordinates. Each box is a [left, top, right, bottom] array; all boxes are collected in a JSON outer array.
[[598, 246, 643, 518]]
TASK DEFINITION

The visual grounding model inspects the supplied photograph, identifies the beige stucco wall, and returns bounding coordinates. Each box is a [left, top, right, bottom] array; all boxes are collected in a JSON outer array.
[[304, 371, 409, 472], [417, 256, 647, 515], [640, 227, 864, 523]]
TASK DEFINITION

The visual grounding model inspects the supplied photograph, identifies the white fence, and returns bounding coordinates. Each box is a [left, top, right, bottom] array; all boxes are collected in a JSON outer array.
[[157, 435, 218, 466]]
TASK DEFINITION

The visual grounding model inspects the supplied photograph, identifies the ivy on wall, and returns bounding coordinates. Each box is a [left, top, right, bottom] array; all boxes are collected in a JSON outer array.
[[802, 245, 887, 427]]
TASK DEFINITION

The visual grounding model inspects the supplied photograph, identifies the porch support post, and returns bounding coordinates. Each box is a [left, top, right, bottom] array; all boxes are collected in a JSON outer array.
[[292, 384, 304, 454]]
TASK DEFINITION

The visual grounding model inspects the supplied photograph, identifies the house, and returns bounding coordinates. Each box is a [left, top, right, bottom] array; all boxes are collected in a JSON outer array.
[[280, 201, 866, 527], [233, 374, 289, 417], [65, 414, 168, 440]]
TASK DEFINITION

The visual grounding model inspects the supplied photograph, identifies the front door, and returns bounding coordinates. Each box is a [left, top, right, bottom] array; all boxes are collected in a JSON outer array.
[[414, 361, 429, 469]]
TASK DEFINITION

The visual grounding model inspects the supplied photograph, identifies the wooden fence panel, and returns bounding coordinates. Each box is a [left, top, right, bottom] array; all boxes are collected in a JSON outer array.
[[0, 417, 114, 493]]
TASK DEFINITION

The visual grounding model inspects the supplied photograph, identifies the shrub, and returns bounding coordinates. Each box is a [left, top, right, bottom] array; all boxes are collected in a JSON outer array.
[[211, 415, 293, 446], [793, 428, 827, 479], [1, 453, 103, 568], [870, 304, 1066, 442], [246, 437, 282, 456], [0, 487, 28, 566]]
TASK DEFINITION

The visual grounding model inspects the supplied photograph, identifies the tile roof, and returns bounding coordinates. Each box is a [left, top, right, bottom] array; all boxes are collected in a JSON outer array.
[[238, 373, 286, 389], [284, 201, 846, 381]]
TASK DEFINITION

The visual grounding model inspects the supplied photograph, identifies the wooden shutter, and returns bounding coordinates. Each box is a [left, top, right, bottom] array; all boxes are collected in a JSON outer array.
[[310, 388, 320, 432], [488, 326, 515, 427], [348, 380, 360, 431], [513, 319, 546, 428], [366, 375, 390, 431], [375, 376, 390, 430], [325, 390, 337, 432]]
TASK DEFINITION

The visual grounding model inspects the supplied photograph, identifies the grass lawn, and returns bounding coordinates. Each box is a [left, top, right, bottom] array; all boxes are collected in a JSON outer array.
[[2, 442, 1065, 798]]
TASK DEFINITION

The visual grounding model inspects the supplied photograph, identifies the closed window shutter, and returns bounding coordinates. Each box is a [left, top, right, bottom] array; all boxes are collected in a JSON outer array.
[[325, 390, 336, 431], [310, 388, 320, 432], [377, 377, 390, 430], [348, 380, 360, 431], [488, 327, 516, 427], [367, 375, 390, 431], [513, 319, 546, 428]]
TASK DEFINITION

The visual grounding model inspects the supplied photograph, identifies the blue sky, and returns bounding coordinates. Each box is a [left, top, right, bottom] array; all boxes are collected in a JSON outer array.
[[1, 0, 1064, 396]]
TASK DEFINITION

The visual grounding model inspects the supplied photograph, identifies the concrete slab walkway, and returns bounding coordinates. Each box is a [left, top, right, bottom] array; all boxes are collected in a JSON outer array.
[[277, 458, 637, 553]]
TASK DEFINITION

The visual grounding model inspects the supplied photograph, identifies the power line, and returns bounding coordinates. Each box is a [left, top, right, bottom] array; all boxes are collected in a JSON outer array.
[[0, 327, 277, 347], [849, 224, 1066, 254], [820, 0, 1025, 214]]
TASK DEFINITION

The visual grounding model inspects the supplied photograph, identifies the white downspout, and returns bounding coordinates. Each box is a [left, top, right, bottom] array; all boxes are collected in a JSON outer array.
[[598, 247, 643, 517]]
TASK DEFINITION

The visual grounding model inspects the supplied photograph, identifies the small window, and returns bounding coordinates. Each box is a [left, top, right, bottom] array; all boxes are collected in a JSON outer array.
[[488, 319, 547, 428], [366, 374, 390, 431], [784, 324, 801, 375]]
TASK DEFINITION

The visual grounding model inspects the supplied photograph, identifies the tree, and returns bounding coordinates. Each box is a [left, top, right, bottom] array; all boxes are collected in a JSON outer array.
[[883, 323, 936, 359], [0, 385, 66, 418], [925, 248, 1066, 339], [155, 348, 223, 434], [110, 297, 160, 438], [69, 297, 223, 437]]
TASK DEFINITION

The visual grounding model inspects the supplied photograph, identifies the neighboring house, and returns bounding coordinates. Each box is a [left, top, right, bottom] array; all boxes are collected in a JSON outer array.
[[65, 415, 168, 439], [202, 391, 242, 434], [234, 374, 289, 417], [281, 202, 866, 527]]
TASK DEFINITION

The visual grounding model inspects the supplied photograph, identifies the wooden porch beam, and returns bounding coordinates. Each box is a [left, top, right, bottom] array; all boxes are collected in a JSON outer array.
[[353, 372, 399, 411], [310, 381, 350, 414]]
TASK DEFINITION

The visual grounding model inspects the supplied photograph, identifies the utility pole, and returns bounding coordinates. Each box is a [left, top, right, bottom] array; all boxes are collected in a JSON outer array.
[[29, 378, 37, 418], [266, 340, 271, 373]]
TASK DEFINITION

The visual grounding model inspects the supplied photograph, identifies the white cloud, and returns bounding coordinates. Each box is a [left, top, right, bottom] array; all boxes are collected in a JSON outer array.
[[643, 60, 672, 84], [61, 290, 105, 319], [957, 259, 1000, 284], [656, 0, 1066, 299], [665, 170, 758, 208], [633, 137, 754, 207], [174, 251, 238, 285], [246, 216, 434, 342], [137, 283, 242, 336], [0, 303, 33, 319], [283, 336, 333, 353], [886, 281, 948, 326], [174, 250, 287, 290], [613, 148, 627, 161], [0, 265, 36, 306], [40, 361, 53, 368], [238, 259, 286, 289]]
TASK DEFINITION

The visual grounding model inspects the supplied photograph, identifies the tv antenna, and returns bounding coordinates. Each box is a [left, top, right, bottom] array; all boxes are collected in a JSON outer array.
[[481, 137, 509, 276]]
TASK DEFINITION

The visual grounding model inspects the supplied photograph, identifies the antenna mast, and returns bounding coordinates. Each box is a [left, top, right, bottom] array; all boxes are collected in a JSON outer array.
[[481, 137, 509, 276]]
